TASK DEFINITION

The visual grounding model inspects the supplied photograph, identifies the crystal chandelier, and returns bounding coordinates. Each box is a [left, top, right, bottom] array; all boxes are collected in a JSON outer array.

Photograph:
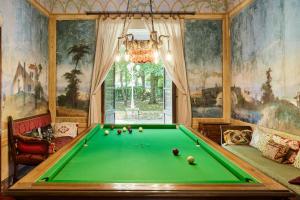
[[115, 0, 172, 64]]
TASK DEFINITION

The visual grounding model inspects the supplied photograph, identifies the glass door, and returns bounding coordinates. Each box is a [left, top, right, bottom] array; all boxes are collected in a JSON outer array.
[[104, 65, 173, 124], [104, 65, 115, 124], [163, 71, 173, 124]]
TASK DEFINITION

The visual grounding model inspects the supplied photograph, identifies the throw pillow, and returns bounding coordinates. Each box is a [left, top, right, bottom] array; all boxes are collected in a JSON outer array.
[[249, 128, 262, 149], [272, 134, 300, 164], [289, 176, 300, 185], [23, 129, 42, 138], [16, 134, 48, 154], [262, 140, 290, 163], [257, 132, 272, 152], [54, 122, 77, 138], [223, 129, 252, 145], [293, 151, 300, 169], [41, 125, 54, 141]]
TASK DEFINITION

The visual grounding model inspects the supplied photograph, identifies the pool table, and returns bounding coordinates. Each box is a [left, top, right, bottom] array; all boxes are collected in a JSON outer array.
[[8, 124, 292, 200]]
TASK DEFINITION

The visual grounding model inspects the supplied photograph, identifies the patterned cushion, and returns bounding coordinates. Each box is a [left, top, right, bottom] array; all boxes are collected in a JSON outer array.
[[223, 129, 252, 145], [249, 128, 262, 148], [54, 122, 77, 138], [272, 135, 300, 164], [262, 140, 290, 163], [249, 128, 272, 152], [293, 151, 300, 169]]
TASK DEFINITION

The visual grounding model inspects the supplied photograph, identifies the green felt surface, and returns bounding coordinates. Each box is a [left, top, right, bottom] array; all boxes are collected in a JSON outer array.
[[38, 124, 257, 184]]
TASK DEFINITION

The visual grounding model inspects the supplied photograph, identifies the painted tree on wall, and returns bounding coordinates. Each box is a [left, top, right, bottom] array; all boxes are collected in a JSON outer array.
[[56, 20, 96, 117], [231, 0, 300, 135], [34, 64, 44, 108], [0, 0, 48, 121], [261, 68, 275, 104], [184, 20, 223, 118], [63, 44, 90, 108]]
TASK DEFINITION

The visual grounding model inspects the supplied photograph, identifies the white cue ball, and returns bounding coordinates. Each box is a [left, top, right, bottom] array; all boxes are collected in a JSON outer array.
[[123, 127, 127, 132], [104, 130, 109, 135], [187, 156, 195, 164], [139, 127, 143, 132]]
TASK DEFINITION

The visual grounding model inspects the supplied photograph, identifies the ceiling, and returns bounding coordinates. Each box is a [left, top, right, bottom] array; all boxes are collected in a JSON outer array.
[[34, 0, 244, 14]]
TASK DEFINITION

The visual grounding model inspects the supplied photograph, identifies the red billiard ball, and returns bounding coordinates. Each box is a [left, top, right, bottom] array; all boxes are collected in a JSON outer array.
[[110, 125, 115, 130], [172, 148, 179, 156], [117, 129, 122, 135]]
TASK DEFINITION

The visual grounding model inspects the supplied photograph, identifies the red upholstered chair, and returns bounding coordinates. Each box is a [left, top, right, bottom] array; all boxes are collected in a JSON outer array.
[[8, 113, 51, 183]]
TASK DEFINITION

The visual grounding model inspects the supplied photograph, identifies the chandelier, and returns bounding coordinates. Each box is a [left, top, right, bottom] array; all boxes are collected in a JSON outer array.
[[115, 0, 172, 64]]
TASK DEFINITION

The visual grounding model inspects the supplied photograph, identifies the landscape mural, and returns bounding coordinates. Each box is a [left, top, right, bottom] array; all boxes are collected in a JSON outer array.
[[231, 0, 300, 135], [0, 0, 49, 122], [184, 20, 223, 118], [56, 20, 96, 117]]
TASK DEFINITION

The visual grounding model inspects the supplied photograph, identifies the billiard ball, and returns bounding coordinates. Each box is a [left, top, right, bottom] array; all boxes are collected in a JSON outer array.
[[138, 127, 143, 132], [128, 128, 132, 133], [104, 130, 109, 135], [187, 156, 195, 164], [123, 127, 127, 132], [172, 148, 179, 156], [117, 129, 122, 135], [110, 125, 115, 130]]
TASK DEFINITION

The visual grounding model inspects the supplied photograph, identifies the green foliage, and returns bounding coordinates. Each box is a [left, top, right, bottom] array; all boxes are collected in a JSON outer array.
[[63, 69, 82, 108], [57, 20, 96, 65], [67, 44, 91, 68], [185, 20, 222, 68], [116, 100, 163, 112]]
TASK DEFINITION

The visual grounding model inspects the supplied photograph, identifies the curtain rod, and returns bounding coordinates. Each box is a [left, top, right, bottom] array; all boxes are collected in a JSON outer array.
[[86, 11, 195, 15]]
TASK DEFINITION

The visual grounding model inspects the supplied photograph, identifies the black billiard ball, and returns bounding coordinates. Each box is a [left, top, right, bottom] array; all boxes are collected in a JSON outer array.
[[110, 125, 115, 130], [172, 148, 179, 156], [128, 128, 132, 133], [117, 129, 122, 135]]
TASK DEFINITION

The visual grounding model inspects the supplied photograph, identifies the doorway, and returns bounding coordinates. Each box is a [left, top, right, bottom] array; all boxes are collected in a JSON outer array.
[[104, 62, 173, 124]]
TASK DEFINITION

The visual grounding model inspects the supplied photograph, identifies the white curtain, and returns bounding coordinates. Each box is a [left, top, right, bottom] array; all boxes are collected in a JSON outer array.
[[143, 18, 192, 126], [88, 17, 128, 125]]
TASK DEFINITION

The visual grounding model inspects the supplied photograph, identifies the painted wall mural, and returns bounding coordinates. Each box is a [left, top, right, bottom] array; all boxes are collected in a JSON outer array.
[[0, 0, 49, 121], [184, 20, 223, 118], [35, 0, 227, 14], [56, 20, 96, 117], [231, 0, 300, 135]]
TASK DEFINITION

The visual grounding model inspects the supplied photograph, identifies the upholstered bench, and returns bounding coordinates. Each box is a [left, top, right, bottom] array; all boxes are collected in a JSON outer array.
[[8, 111, 78, 183], [220, 125, 300, 198], [223, 145, 300, 195]]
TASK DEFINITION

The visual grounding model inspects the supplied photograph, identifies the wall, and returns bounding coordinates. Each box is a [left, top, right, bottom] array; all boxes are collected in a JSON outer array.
[[0, 0, 49, 181], [184, 19, 223, 118], [231, 0, 300, 136]]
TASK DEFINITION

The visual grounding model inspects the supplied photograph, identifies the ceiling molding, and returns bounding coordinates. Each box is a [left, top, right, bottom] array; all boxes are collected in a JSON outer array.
[[33, 0, 227, 14], [28, 0, 249, 15]]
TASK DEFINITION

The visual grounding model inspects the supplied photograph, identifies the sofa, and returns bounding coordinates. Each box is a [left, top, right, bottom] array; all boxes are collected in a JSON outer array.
[[221, 125, 300, 197]]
